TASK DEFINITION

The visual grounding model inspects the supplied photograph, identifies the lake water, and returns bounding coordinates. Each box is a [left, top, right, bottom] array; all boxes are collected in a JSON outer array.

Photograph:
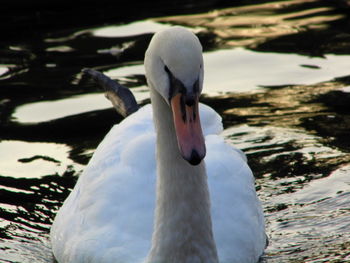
[[1, 1, 350, 262]]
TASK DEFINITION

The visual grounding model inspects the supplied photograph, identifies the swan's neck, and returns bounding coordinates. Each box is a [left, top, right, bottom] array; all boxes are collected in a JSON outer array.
[[147, 89, 218, 263]]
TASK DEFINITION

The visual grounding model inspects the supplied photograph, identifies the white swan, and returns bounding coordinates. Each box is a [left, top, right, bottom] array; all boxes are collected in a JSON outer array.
[[50, 26, 267, 263]]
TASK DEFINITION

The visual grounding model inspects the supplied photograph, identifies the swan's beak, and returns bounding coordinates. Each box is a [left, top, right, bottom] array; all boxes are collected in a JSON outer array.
[[170, 93, 206, 165]]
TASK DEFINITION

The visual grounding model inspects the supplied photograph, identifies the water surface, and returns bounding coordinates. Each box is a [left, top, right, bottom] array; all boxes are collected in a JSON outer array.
[[1, 0, 350, 262]]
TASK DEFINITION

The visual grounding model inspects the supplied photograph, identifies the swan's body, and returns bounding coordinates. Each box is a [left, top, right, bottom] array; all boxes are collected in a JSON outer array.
[[51, 27, 266, 263]]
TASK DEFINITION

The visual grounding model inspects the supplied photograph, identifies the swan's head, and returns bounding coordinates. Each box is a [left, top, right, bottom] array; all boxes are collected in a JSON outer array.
[[145, 27, 205, 165]]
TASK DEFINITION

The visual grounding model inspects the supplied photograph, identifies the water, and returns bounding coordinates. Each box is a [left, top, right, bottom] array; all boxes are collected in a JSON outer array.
[[1, 0, 350, 262]]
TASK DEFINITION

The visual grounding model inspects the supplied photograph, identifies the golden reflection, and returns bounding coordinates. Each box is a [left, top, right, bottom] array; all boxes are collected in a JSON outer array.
[[155, 0, 345, 48], [221, 80, 344, 128]]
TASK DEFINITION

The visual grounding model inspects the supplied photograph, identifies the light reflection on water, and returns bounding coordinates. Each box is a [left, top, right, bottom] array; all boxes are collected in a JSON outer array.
[[0, 239, 53, 263], [91, 20, 172, 37], [266, 177, 350, 262], [13, 87, 149, 124], [284, 166, 350, 204], [13, 93, 112, 123], [14, 47, 348, 125], [0, 141, 83, 178], [0, 66, 8, 76], [203, 48, 350, 93]]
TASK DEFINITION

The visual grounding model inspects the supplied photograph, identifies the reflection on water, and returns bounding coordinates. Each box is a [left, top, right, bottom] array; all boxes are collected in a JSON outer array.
[[203, 48, 350, 93], [265, 166, 350, 262], [13, 94, 112, 123], [91, 20, 172, 37], [1, 0, 350, 262], [1, 239, 53, 263], [223, 124, 350, 261], [0, 67, 8, 76], [157, 0, 349, 54], [0, 141, 84, 178]]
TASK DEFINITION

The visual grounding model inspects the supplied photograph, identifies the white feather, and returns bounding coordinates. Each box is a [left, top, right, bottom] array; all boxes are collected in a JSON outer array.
[[51, 104, 266, 263]]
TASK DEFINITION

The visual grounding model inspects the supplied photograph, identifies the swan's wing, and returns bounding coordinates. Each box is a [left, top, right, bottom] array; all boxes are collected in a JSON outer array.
[[51, 105, 156, 263], [205, 135, 267, 263], [79, 68, 139, 117], [199, 103, 223, 136]]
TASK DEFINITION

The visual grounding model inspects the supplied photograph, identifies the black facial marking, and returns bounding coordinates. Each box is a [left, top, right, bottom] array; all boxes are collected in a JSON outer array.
[[164, 64, 200, 120], [164, 64, 186, 102], [164, 65, 170, 74], [180, 94, 186, 122], [193, 104, 197, 121], [193, 78, 199, 93]]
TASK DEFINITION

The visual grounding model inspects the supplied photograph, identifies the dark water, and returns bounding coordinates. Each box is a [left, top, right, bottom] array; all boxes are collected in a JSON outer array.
[[1, 1, 350, 262]]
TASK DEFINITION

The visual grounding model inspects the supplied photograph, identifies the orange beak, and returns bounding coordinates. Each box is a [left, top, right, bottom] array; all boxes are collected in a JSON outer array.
[[170, 93, 206, 165]]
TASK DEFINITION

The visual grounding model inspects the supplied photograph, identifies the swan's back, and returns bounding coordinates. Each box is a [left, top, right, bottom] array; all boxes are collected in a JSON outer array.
[[50, 104, 265, 263]]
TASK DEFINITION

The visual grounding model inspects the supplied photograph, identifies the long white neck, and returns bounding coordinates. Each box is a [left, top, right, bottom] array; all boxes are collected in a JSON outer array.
[[146, 89, 218, 263]]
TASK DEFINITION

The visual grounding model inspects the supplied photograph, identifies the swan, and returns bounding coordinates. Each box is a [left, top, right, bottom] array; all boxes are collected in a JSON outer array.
[[50, 26, 267, 263]]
